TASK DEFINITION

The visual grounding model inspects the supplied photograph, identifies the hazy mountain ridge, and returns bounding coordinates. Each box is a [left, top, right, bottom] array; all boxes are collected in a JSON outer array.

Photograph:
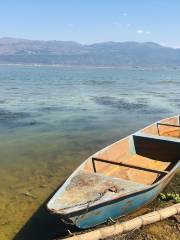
[[0, 37, 180, 66]]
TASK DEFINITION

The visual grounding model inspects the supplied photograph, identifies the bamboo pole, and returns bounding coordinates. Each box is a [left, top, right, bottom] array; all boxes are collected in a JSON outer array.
[[64, 203, 180, 240]]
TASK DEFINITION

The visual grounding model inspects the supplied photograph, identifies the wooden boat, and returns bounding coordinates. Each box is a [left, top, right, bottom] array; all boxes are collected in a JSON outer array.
[[47, 116, 180, 229]]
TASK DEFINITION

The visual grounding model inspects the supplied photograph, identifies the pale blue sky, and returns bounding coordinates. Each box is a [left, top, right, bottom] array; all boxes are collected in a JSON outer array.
[[1, 1, 180, 47]]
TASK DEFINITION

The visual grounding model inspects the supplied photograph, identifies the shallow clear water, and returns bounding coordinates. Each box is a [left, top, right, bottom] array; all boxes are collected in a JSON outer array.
[[0, 65, 180, 240]]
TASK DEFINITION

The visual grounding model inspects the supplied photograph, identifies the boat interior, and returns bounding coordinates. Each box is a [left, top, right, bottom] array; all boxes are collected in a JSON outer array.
[[48, 116, 180, 213], [84, 133, 179, 186], [141, 116, 180, 138]]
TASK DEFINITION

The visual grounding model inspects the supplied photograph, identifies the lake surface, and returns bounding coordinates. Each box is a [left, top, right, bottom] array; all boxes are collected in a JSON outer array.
[[0, 65, 180, 240]]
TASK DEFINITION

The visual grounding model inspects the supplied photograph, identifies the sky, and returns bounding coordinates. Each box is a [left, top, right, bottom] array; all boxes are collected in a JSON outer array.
[[0, 1, 180, 47]]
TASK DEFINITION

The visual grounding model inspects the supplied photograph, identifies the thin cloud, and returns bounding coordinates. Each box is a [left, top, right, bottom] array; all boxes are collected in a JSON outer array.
[[137, 29, 144, 34], [136, 30, 151, 35], [127, 23, 131, 27]]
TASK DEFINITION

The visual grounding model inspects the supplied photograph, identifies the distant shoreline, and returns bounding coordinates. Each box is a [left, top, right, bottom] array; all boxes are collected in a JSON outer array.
[[1, 39, 180, 68], [0, 63, 179, 70]]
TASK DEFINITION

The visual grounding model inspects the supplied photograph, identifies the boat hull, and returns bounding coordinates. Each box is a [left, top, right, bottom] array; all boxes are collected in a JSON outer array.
[[62, 170, 177, 229]]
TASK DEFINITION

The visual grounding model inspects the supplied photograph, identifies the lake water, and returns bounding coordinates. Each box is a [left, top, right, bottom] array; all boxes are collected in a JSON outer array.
[[0, 65, 180, 240]]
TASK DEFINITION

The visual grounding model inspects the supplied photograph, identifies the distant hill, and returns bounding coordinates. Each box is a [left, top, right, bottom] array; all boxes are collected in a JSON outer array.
[[0, 37, 180, 67]]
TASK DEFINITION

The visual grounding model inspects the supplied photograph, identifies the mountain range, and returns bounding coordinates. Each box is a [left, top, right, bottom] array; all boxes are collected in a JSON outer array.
[[0, 37, 180, 67]]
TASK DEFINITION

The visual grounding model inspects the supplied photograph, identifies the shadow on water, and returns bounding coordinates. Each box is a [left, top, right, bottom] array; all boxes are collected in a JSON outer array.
[[13, 184, 78, 240]]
